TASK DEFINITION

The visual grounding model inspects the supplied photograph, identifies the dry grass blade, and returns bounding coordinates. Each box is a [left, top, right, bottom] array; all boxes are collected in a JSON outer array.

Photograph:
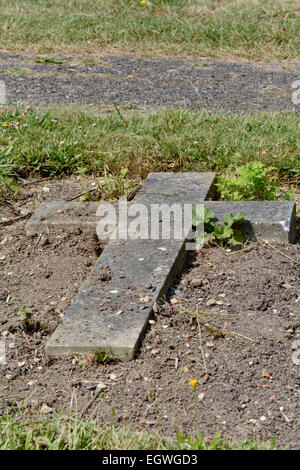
[[263, 241, 299, 264], [0, 212, 33, 226], [195, 310, 208, 375]]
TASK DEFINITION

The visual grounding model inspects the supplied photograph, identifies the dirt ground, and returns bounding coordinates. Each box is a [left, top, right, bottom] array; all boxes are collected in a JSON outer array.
[[0, 179, 299, 449]]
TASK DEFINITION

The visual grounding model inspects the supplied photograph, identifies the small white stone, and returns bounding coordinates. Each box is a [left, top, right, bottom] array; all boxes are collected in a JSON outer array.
[[260, 416, 267, 422], [32, 357, 41, 363], [27, 380, 37, 386], [291, 340, 300, 350], [41, 403, 53, 414], [0, 341, 6, 364], [42, 186, 50, 193]]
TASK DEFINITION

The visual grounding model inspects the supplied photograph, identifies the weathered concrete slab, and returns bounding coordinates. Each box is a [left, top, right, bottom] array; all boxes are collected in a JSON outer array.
[[26, 201, 102, 236], [27, 200, 297, 243], [205, 201, 297, 243], [134, 172, 217, 203], [32, 172, 297, 359], [26, 172, 216, 236], [46, 172, 216, 358], [46, 235, 188, 359]]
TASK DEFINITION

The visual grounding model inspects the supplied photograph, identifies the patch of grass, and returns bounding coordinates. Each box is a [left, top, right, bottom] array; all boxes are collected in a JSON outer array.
[[95, 168, 139, 201], [0, 144, 18, 194], [216, 162, 295, 200], [35, 56, 63, 64], [0, 409, 277, 450], [17, 307, 45, 333], [0, 0, 299, 61], [0, 105, 299, 198], [92, 348, 117, 365], [78, 168, 139, 202]]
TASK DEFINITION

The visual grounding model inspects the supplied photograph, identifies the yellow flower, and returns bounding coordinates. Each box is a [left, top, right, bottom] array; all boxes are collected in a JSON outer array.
[[140, 0, 146, 3], [2, 123, 8, 127], [189, 379, 198, 388]]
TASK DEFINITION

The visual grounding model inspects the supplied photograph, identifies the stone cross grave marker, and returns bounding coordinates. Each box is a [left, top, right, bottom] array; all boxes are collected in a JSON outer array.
[[26, 172, 296, 359]]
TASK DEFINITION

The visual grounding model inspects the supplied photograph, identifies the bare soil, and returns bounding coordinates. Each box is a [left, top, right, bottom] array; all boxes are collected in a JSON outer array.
[[0, 179, 299, 449]]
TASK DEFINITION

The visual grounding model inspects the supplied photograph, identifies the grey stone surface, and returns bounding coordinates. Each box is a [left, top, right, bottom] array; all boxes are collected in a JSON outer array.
[[135, 172, 217, 203], [34, 172, 297, 359], [46, 236, 188, 359], [46, 172, 215, 358], [27, 199, 297, 243], [26, 201, 103, 236], [26, 172, 216, 236], [205, 201, 297, 243]]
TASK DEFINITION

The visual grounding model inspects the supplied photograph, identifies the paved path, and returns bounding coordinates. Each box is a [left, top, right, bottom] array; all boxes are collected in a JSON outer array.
[[1, 53, 299, 111]]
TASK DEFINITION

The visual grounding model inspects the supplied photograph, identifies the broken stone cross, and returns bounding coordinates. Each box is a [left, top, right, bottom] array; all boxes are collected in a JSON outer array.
[[26, 173, 296, 359]]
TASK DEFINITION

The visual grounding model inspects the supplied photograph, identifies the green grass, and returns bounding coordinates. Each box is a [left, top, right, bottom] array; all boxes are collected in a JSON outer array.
[[0, 105, 299, 196], [0, 0, 299, 61], [0, 409, 277, 450]]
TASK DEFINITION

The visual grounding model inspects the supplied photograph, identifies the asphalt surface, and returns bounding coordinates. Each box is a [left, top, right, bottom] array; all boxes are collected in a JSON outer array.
[[1, 53, 299, 111]]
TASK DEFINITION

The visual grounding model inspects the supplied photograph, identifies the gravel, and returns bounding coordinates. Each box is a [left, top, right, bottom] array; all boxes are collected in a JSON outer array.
[[1, 53, 299, 112]]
